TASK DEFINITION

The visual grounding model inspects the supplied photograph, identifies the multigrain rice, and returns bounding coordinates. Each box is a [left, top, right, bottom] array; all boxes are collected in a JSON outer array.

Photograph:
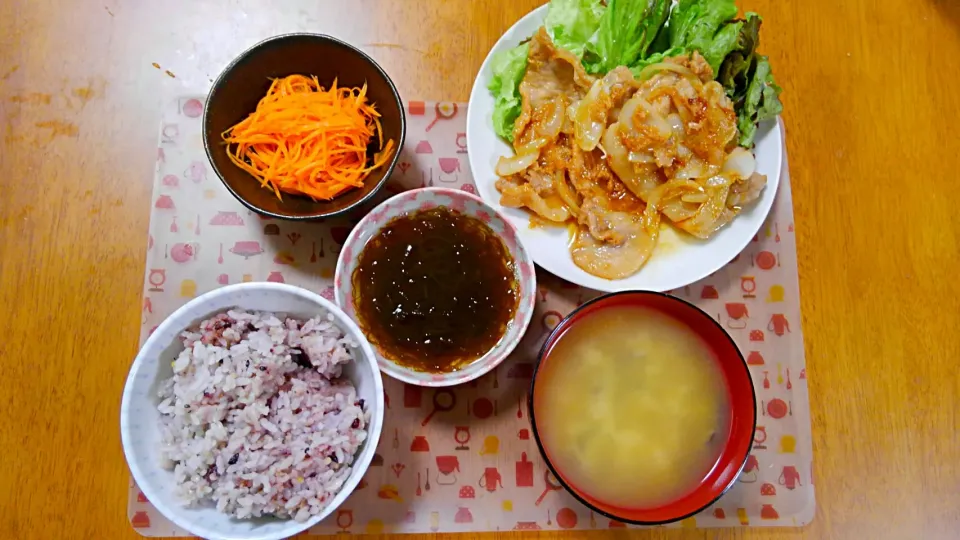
[[157, 309, 369, 521]]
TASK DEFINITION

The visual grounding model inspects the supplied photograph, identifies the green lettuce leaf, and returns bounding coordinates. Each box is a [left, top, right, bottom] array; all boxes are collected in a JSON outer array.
[[717, 13, 761, 107], [583, 0, 671, 74], [544, 0, 606, 58], [487, 43, 529, 142], [700, 21, 742, 74], [714, 14, 782, 147], [737, 55, 783, 146], [629, 46, 689, 77], [668, 0, 739, 50]]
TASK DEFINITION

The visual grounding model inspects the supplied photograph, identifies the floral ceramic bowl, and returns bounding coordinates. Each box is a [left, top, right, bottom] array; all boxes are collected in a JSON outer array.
[[334, 187, 536, 387]]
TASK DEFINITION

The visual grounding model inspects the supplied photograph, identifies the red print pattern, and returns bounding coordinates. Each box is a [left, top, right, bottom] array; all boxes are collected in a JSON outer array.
[[129, 99, 813, 536]]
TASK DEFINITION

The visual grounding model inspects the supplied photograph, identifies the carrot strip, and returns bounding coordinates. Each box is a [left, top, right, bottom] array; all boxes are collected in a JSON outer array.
[[222, 74, 394, 201]]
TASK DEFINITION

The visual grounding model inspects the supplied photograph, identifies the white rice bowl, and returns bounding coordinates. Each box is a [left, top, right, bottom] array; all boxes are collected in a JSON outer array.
[[121, 283, 384, 540]]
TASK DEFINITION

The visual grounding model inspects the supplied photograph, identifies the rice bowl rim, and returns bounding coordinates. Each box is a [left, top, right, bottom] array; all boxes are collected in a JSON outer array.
[[120, 282, 385, 540]]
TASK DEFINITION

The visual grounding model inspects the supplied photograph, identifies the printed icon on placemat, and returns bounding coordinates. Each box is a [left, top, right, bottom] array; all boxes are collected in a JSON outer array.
[[170, 242, 198, 263], [378, 484, 402, 502], [761, 483, 777, 496], [426, 102, 458, 131], [725, 303, 749, 329], [155, 194, 175, 209], [455, 507, 473, 524], [148, 269, 165, 292], [408, 101, 425, 115], [131, 511, 151, 528], [754, 426, 768, 450], [459, 486, 475, 499], [454, 426, 471, 450], [263, 223, 280, 236], [557, 508, 577, 529], [179, 279, 196, 298], [184, 160, 206, 183], [180, 98, 203, 118], [160, 123, 178, 144], [741, 276, 757, 298], [430, 511, 440, 532], [438, 157, 460, 183], [757, 251, 777, 270], [534, 470, 562, 506], [518, 428, 530, 440], [436, 456, 459, 485], [748, 351, 765, 365], [769, 314, 791, 336], [768, 284, 785, 302], [336, 509, 353, 532], [479, 435, 499, 456], [740, 454, 759, 483], [472, 397, 494, 419], [779, 466, 801, 490], [365, 519, 384, 534], [750, 329, 765, 342], [162, 174, 179, 188], [479, 467, 503, 493], [422, 389, 456, 426], [229, 241, 264, 259], [701, 285, 719, 299], [410, 435, 430, 453], [515, 452, 534, 487], [209, 211, 244, 226], [767, 398, 788, 419]]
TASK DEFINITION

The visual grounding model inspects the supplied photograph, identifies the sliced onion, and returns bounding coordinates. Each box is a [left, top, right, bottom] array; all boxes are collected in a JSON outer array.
[[628, 150, 656, 163], [513, 137, 548, 155], [636, 62, 696, 82], [705, 173, 737, 188], [535, 97, 565, 141], [495, 152, 538, 177], [673, 157, 709, 180], [681, 192, 709, 203], [554, 172, 580, 217], [618, 95, 640, 131], [637, 98, 673, 138], [667, 113, 684, 137], [721, 147, 757, 179], [575, 81, 606, 151]]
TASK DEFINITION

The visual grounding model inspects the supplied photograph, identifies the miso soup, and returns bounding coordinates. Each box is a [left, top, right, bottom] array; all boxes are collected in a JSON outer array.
[[534, 305, 730, 508]]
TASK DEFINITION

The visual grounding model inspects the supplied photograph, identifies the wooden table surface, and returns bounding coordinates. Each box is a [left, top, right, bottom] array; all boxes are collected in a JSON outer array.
[[2, 0, 959, 539]]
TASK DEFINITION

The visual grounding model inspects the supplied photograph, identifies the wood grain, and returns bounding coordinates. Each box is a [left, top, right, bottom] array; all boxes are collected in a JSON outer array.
[[1, 0, 959, 539]]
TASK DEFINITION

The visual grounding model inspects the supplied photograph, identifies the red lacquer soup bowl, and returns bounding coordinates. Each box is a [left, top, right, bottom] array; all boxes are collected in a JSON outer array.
[[528, 291, 756, 525]]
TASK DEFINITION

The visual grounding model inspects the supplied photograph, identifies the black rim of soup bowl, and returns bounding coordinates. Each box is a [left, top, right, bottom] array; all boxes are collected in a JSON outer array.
[[202, 33, 406, 221], [527, 290, 757, 526]]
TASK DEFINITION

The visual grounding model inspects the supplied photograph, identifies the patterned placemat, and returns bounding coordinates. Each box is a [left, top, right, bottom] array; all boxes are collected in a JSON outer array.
[[127, 98, 814, 535]]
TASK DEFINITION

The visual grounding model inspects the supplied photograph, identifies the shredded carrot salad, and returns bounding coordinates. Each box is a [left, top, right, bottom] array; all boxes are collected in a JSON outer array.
[[222, 74, 395, 201]]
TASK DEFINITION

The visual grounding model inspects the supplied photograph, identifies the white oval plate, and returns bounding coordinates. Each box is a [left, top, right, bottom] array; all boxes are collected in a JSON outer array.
[[466, 4, 782, 293]]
